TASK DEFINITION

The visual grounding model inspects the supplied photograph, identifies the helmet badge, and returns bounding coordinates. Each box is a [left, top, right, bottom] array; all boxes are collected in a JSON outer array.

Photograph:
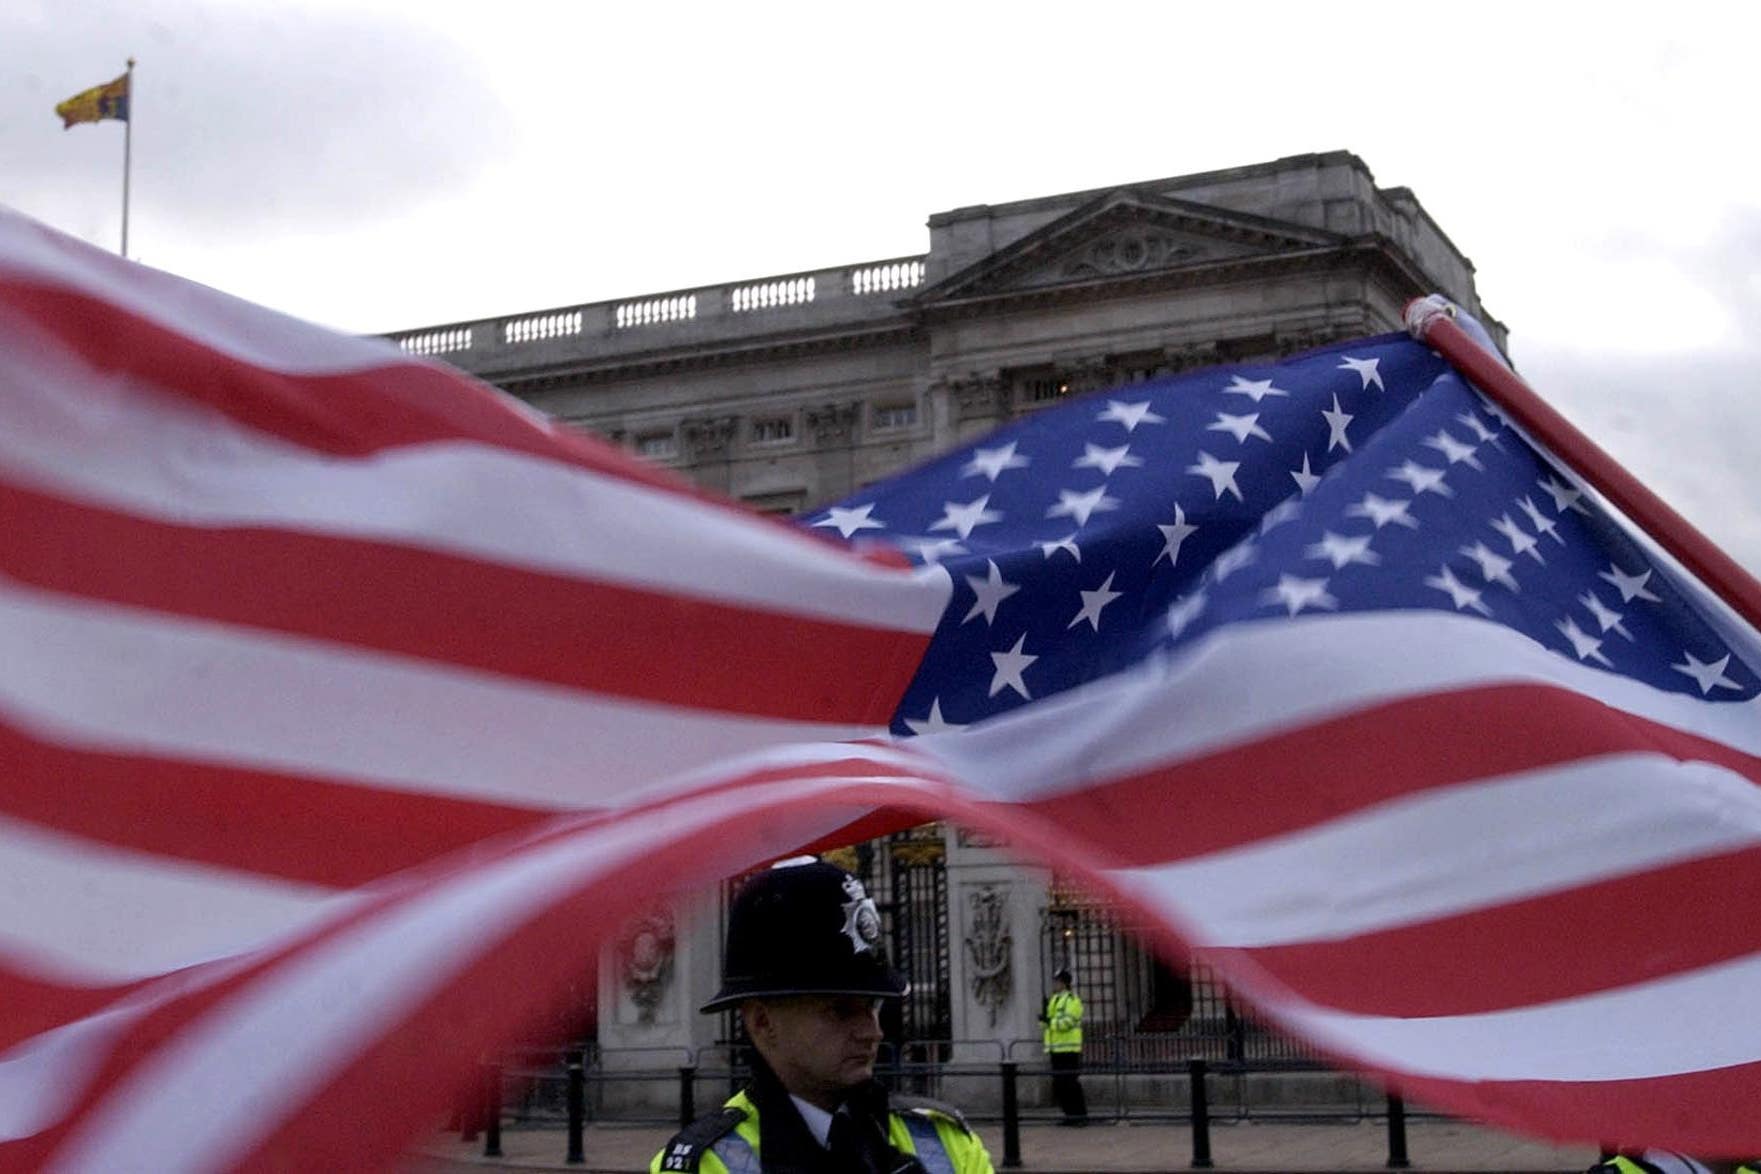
[[839, 874, 882, 955]]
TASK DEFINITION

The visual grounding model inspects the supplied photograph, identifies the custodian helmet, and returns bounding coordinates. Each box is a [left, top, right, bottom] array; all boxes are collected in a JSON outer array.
[[701, 858, 908, 1012]]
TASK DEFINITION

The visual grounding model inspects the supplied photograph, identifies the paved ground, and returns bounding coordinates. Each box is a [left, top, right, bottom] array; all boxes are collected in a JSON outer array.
[[407, 1118, 1598, 1173]]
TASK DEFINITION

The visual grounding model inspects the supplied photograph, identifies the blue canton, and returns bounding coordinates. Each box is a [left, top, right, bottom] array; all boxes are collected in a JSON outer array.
[[800, 333, 1758, 734]]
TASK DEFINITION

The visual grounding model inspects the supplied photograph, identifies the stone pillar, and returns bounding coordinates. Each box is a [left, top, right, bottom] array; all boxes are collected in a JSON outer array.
[[944, 828, 1051, 1070], [596, 886, 726, 1111]]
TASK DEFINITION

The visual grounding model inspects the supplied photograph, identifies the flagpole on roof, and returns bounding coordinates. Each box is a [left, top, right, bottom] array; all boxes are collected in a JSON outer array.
[[120, 58, 135, 258], [1406, 296, 1761, 633]]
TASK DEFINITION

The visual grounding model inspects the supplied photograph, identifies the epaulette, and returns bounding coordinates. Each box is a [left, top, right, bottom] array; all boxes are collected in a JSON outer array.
[[891, 1093, 973, 1133], [656, 1106, 746, 1172]]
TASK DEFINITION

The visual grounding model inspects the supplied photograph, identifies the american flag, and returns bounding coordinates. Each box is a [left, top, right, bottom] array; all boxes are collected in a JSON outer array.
[[3, 206, 1760, 1169]]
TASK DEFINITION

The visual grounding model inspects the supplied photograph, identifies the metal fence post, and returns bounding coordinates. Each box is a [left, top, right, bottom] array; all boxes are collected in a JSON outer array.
[[1386, 1093, 1410, 1168], [1188, 1059, 1213, 1169], [999, 1060, 1021, 1169], [679, 1065, 697, 1129], [482, 1062, 503, 1158], [565, 1048, 586, 1166]]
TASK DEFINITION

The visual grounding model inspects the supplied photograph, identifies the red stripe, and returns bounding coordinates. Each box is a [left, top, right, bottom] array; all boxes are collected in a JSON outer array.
[[1023, 683, 1761, 865], [0, 718, 552, 887], [15, 761, 951, 1170], [1216, 844, 1761, 1018], [4, 277, 688, 483], [0, 960, 144, 1053], [1386, 1062, 1761, 1159], [0, 480, 927, 723], [0, 276, 863, 556]]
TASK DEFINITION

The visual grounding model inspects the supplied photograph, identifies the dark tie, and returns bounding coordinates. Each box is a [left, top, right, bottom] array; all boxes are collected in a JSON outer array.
[[827, 1110, 874, 1172]]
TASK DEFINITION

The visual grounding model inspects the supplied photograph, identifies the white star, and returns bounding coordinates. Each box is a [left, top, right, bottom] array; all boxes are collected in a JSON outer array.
[[962, 441, 1030, 482], [1039, 533, 1081, 562], [988, 635, 1037, 699], [1153, 504, 1198, 568], [812, 502, 886, 538], [1096, 400, 1166, 432], [1539, 473, 1591, 516], [1460, 541, 1520, 592], [1347, 493, 1418, 530], [1263, 574, 1338, 616], [1068, 571, 1123, 631], [1207, 411, 1273, 444], [1578, 591, 1633, 640], [1491, 514, 1545, 564], [1338, 355, 1384, 390], [1387, 460, 1452, 497], [1213, 543, 1258, 581], [1260, 498, 1303, 534], [1046, 485, 1121, 526], [1601, 562, 1661, 603], [899, 536, 967, 564], [1456, 411, 1502, 445], [1556, 617, 1613, 667], [1290, 453, 1321, 495], [1306, 531, 1381, 570], [962, 559, 1019, 625], [1322, 394, 1355, 453], [903, 698, 965, 736], [1072, 443, 1143, 476], [930, 494, 1003, 539], [1224, 375, 1291, 402], [1166, 591, 1208, 638], [1425, 565, 1492, 616], [1673, 650, 1744, 695], [1187, 451, 1243, 501], [1517, 496, 1565, 545], [1423, 430, 1484, 470]]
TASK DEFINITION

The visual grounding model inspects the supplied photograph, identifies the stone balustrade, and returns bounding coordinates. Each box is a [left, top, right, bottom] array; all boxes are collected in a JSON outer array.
[[385, 255, 927, 377]]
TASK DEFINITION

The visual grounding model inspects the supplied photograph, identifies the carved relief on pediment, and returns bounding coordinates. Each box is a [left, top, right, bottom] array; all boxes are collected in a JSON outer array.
[[1004, 225, 1258, 293]]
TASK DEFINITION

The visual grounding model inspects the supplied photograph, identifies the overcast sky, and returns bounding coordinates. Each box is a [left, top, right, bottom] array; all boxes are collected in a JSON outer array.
[[7, 0, 1758, 577]]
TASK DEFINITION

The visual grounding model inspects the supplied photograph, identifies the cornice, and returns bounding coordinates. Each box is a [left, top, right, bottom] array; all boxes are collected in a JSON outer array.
[[490, 320, 920, 393]]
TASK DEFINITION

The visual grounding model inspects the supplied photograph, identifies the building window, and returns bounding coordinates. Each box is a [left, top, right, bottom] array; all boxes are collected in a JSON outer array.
[[636, 432, 677, 459], [1023, 377, 1069, 404], [872, 402, 918, 431], [751, 417, 794, 445]]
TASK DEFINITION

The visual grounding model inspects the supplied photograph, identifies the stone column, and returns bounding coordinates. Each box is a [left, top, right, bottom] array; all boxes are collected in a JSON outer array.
[[944, 828, 1052, 1077], [596, 886, 726, 1112]]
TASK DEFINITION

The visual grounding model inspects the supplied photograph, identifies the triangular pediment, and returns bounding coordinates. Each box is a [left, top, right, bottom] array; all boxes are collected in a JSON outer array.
[[917, 190, 1344, 304]]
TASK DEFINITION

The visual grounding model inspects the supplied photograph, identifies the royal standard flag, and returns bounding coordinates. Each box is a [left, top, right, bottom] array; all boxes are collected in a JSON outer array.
[[55, 72, 130, 129]]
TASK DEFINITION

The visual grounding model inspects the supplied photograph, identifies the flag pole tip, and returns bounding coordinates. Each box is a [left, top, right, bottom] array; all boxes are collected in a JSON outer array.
[[1403, 295, 1456, 342]]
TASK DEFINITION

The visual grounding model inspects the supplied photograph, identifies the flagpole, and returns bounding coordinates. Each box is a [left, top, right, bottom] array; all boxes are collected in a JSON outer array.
[[1406, 296, 1761, 633], [120, 57, 135, 258]]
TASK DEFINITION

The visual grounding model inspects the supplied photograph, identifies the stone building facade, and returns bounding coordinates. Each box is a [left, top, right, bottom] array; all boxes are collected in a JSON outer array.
[[388, 150, 1503, 1107]]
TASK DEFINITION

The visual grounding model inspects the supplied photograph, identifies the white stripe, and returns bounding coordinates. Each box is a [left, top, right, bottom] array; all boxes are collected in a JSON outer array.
[[921, 610, 1761, 801], [0, 580, 885, 807], [0, 208, 415, 375], [1115, 753, 1761, 947], [44, 766, 944, 1172], [0, 815, 350, 983], [1260, 947, 1761, 1082], [0, 337, 949, 633]]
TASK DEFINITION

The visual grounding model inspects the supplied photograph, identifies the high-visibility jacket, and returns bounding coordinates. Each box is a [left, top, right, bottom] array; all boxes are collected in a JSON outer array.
[[651, 1086, 994, 1174], [1589, 1152, 1757, 1174], [1043, 989, 1083, 1054]]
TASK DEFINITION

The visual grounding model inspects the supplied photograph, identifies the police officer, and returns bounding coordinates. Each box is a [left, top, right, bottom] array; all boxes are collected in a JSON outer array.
[[1589, 1152, 1761, 1173], [653, 858, 994, 1173], [1040, 967, 1086, 1126]]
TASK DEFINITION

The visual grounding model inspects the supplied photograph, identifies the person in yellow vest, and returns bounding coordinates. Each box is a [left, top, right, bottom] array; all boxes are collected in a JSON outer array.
[[1041, 966, 1087, 1126], [1589, 1152, 1761, 1173], [652, 857, 994, 1173]]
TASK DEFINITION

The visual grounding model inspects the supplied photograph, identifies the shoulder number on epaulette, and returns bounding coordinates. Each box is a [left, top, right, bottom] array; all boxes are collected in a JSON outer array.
[[890, 1094, 972, 1133], [658, 1106, 746, 1171]]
